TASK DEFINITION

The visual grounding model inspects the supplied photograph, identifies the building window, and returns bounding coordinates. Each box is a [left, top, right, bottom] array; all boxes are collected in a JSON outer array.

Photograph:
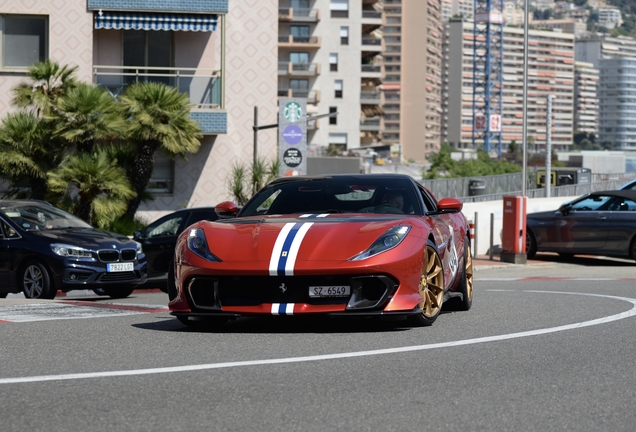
[[329, 106, 338, 125], [330, 0, 349, 18], [290, 79, 309, 97], [0, 15, 47, 69], [290, 25, 310, 42], [334, 80, 343, 98], [340, 26, 349, 45], [329, 53, 338, 72], [123, 30, 173, 86], [147, 150, 174, 194], [329, 133, 348, 152]]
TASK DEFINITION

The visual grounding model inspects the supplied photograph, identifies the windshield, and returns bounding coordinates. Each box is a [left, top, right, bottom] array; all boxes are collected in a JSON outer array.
[[0, 203, 93, 231], [239, 177, 420, 216]]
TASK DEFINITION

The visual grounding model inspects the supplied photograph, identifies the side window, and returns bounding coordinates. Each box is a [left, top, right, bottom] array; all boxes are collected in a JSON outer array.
[[0, 218, 18, 238], [418, 186, 437, 213], [571, 196, 611, 212], [146, 215, 184, 238], [1, 15, 48, 70]]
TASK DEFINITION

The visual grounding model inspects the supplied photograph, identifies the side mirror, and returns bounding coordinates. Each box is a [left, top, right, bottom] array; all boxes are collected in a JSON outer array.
[[558, 203, 572, 215], [133, 230, 143, 240], [215, 201, 240, 219], [437, 198, 463, 213]]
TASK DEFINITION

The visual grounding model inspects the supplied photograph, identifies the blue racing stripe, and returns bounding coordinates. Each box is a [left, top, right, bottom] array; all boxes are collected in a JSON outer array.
[[277, 223, 302, 276], [278, 303, 286, 315]]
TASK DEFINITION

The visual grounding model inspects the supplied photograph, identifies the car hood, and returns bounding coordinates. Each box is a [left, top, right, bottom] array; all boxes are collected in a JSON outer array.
[[198, 214, 424, 263], [28, 228, 138, 249]]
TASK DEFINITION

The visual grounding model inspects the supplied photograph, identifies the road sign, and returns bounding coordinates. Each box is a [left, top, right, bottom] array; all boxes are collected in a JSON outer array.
[[279, 98, 307, 176]]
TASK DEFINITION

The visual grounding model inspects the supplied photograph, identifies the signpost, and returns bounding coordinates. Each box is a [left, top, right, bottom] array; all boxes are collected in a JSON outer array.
[[278, 98, 307, 176]]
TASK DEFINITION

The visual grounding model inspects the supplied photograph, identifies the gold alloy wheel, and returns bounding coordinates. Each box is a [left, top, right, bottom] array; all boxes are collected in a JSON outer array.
[[418, 245, 445, 318], [465, 243, 474, 302]]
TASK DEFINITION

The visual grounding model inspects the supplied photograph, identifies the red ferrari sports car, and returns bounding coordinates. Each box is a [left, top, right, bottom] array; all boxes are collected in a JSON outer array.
[[169, 174, 473, 328]]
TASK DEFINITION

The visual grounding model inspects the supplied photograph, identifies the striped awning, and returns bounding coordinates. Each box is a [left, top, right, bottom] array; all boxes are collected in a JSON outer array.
[[94, 12, 218, 31]]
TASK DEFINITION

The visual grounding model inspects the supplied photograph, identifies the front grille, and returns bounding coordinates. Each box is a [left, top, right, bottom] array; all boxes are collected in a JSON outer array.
[[121, 249, 136, 261], [98, 250, 119, 262], [188, 276, 358, 308], [99, 271, 138, 282]]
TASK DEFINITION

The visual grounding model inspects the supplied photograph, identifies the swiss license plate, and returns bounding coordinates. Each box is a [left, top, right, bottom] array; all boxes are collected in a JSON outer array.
[[107, 262, 134, 272], [309, 285, 350, 298]]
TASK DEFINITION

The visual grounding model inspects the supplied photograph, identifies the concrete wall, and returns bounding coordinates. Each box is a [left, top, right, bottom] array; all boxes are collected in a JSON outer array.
[[462, 196, 578, 256]]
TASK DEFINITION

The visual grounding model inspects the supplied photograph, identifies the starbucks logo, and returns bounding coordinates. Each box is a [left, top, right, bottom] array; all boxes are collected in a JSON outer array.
[[284, 102, 303, 123]]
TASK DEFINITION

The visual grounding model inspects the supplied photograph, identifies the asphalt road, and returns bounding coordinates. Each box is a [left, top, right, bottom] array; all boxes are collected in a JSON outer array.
[[1, 257, 636, 432]]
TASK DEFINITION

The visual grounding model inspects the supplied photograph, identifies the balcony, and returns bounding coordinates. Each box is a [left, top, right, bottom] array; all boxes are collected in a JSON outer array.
[[93, 65, 225, 134], [279, 7, 321, 22], [361, 37, 382, 51], [361, 64, 382, 79], [278, 62, 321, 77], [360, 90, 381, 104], [278, 88, 321, 104], [278, 35, 321, 48], [360, 117, 381, 131]]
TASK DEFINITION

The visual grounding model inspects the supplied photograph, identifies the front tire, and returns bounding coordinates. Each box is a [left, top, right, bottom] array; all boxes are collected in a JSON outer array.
[[526, 229, 537, 259], [102, 286, 135, 299], [22, 260, 56, 299], [408, 240, 445, 327], [455, 240, 473, 311]]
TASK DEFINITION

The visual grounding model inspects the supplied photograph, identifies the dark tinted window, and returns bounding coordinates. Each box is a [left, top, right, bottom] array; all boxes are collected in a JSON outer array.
[[186, 211, 219, 225]]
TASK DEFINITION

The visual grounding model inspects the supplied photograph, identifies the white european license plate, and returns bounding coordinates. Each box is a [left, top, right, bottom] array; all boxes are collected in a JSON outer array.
[[309, 285, 350, 298], [107, 262, 134, 272]]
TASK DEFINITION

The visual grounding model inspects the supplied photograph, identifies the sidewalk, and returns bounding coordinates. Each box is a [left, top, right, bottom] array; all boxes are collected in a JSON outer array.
[[473, 253, 550, 270]]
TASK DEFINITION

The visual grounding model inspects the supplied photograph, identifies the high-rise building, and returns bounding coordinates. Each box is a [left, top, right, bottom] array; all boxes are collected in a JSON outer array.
[[576, 34, 636, 150], [573, 62, 599, 137], [442, 19, 575, 151], [278, 0, 383, 154], [441, 0, 474, 22], [381, 0, 443, 162]]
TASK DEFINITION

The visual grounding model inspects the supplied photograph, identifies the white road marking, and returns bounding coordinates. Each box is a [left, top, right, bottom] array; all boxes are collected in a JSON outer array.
[[1, 290, 635, 385], [0, 303, 168, 323]]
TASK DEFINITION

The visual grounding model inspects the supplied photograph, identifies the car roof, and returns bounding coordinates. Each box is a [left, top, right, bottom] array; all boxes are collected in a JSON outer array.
[[590, 190, 636, 200], [0, 199, 54, 207]]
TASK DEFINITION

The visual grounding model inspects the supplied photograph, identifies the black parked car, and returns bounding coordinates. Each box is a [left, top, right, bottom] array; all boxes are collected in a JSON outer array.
[[0, 200, 147, 299], [133, 207, 218, 291], [526, 190, 636, 262]]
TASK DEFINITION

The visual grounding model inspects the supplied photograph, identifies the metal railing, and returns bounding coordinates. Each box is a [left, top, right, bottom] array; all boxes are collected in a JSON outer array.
[[362, 11, 382, 19], [278, 35, 320, 44], [361, 37, 382, 46], [93, 65, 222, 109], [361, 64, 381, 73]]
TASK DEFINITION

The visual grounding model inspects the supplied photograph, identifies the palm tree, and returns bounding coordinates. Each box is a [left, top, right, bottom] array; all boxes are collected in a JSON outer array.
[[49, 83, 126, 153], [12, 60, 78, 117], [47, 151, 136, 228], [0, 112, 61, 199], [119, 81, 202, 217], [228, 158, 281, 206]]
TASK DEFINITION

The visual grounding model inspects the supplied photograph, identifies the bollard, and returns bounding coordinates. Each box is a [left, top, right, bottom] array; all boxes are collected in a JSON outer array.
[[473, 212, 478, 258], [468, 219, 475, 254], [489, 213, 494, 261]]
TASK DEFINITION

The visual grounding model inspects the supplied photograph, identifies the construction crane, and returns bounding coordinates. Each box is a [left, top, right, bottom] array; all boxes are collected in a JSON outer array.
[[472, 0, 504, 156]]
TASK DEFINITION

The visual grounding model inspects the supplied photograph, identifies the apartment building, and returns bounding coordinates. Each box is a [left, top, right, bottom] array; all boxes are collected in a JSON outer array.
[[530, 18, 587, 37], [573, 62, 599, 136], [381, 0, 443, 162], [442, 20, 575, 151], [575, 34, 636, 67], [597, 57, 636, 149], [598, 7, 622, 30], [278, 0, 383, 153], [504, 3, 525, 26], [441, 0, 474, 22], [0, 0, 278, 220]]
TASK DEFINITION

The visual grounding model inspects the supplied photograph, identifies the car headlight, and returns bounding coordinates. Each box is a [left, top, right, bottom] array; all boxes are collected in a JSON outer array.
[[187, 228, 221, 262], [135, 241, 143, 255], [349, 226, 411, 261], [51, 243, 93, 258]]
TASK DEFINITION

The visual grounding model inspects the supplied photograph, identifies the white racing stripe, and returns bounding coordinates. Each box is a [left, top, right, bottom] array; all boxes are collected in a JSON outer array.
[[269, 223, 296, 276], [1, 290, 635, 384], [284, 223, 313, 276]]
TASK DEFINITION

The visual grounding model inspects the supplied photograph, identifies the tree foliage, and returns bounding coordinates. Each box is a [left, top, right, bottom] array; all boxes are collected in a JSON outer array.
[[424, 144, 521, 179], [228, 158, 281, 206]]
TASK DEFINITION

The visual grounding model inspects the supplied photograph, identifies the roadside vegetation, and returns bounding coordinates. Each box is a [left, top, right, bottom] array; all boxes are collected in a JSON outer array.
[[0, 60, 202, 234]]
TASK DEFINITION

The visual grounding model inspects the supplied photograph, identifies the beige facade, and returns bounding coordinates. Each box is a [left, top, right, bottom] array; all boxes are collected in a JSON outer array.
[[382, 0, 443, 163], [0, 0, 279, 222], [442, 20, 575, 151], [530, 18, 587, 37], [573, 61, 599, 136], [277, 0, 383, 153]]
